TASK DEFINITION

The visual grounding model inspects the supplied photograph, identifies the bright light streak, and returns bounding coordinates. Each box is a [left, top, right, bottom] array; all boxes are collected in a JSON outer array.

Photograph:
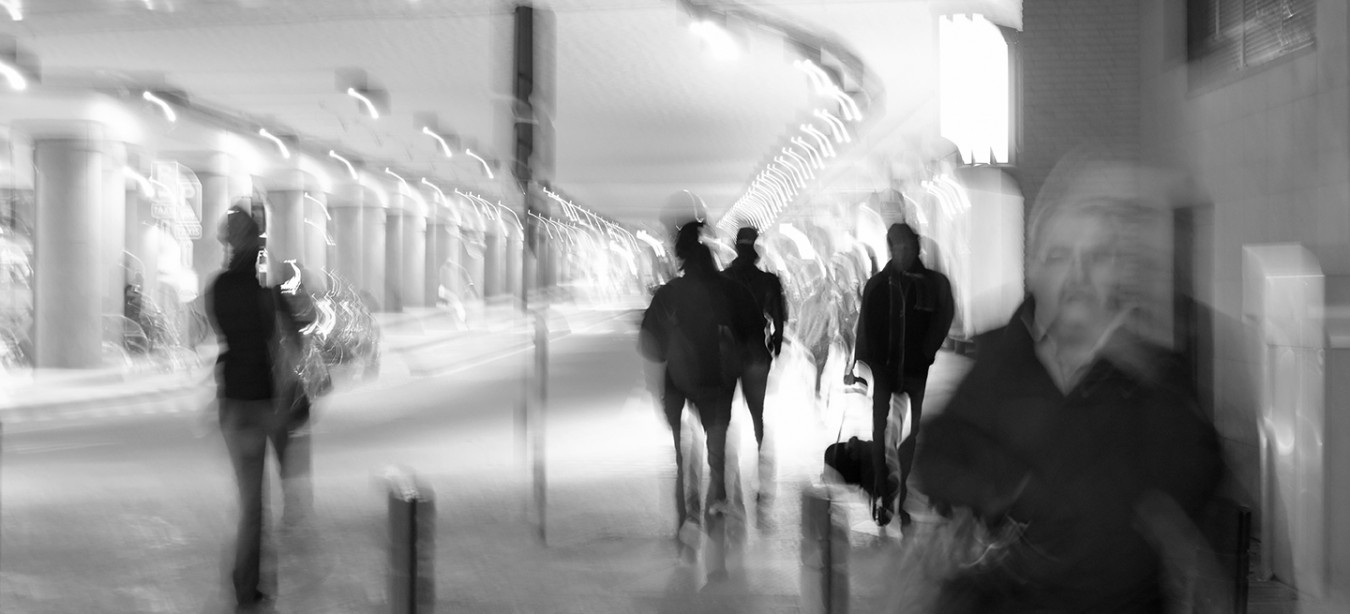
[[384, 167, 408, 189], [1, 0, 21, 21], [281, 260, 303, 295], [939, 13, 1009, 164], [801, 125, 836, 157], [775, 156, 807, 187], [782, 148, 814, 177], [689, 19, 739, 61], [258, 128, 290, 159], [0, 59, 27, 91], [123, 167, 153, 196], [764, 166, 797, 194], [304, 219, 336, 246], [141, 91, 177, 122], [814, 109, 851, 143], [635, 230, 665, 253], [779, 223, 819, 260], [794, 59, 834, 96], [328, 150, 358, 180], [421, 126, 453, 158], [791, 137, 824, 168], [303, 192, 331, 220], [495, 201, 523, 232], [420, 178, 445, 201], [347, 87, 380, 119], [464, 149, 494, 179]]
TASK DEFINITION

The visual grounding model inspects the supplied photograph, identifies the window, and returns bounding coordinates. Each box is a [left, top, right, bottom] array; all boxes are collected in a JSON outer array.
[[1188, 0, 1315, 88]]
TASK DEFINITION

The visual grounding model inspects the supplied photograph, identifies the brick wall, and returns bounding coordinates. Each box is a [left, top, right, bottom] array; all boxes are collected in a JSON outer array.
[[1018, 0, 1141, 207]]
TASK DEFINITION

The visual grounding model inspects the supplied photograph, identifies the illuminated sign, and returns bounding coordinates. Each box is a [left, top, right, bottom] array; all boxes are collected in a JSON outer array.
[[150, 161, 203, 240]]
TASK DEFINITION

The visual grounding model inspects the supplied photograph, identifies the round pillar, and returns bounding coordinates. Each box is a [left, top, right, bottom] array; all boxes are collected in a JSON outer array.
[[361, 203, 387, 311], [303, 191, 330, 278], [29, 122, 106, 368], [327, 181, 365, 291], [185, 152, 244, 290], [401, 211, 427, 309], [384, 209, 404, 313], [265, 170, 311, 279], [100, 142, 127, 317]]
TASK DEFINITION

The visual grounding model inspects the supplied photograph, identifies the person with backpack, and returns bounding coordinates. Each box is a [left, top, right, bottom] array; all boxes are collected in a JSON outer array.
[[720, 227, 787, 503], [638, 220, 760, 539], [853, 223, 955, 527]]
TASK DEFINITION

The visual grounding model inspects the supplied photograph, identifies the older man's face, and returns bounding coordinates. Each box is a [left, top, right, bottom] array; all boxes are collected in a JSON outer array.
[[1030, 209, 1122, 340]]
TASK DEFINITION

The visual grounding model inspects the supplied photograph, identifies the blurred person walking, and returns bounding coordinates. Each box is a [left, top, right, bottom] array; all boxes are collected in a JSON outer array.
[[638, 221, 759, 548], [205, 204, 311, 611], [853, 223, 954, 527], [721, 227, 787, 503], [914, 153, 1224, 613]]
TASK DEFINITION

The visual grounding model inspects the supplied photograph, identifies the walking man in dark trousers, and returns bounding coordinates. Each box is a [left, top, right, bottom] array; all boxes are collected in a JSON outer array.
[[721, 227, 787, 504], [853, 223, 954, 526]]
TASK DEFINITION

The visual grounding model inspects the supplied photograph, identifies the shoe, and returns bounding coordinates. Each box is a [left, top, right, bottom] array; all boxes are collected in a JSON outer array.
[[236, 591, 273, 613]]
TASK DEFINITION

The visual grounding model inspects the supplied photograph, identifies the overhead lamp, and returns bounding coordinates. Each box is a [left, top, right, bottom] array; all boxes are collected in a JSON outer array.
[[1, 0, 21, 21], [142, 91, 177, 122], [464, 148, 494, 179], [764, 166, 797, 193], [782, 148, 814, 176], [328, 150, 358, 180], [0, 57, 27, 91], [258, 128, 290, 159], [384, 167, 408, 188], [347, 87, 380, 119], [303, 192, 331, 220], [421, 126, 454, 158], [800, 125, 836, 157], [791, 137, 824, 168], [814, 109, 852, 143], [689, 17, 739, 61], [774, 157, 807, 187], [420, 177, 446, 201]]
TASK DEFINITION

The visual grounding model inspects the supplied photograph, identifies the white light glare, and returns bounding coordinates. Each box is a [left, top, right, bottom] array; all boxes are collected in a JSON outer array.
[[800, 125, 836, 157], [465, 149, 494, 179], [0, 58, 27, 91], [939, 13, 1009, 165], [814, 109, 851, 144], [347, 87, 380, 119], [384, 168, 408, 189], [791, 137, 825, 168], [689, 19, 739, 61], [258, 128, 290, 159], [303, 192, 332, 220], [421, 126, 453, 158], [1, 0, 21, 21], [328, 150, 358, 180], [421, 178, 446, 202], [123, 167, 153, 196], [142, 91, 177, 122]]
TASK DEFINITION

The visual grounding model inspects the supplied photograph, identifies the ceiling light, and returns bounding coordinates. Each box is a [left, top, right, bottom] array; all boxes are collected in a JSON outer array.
[[258, 128, 290, 159], [689, 19, 739, 61], [328, 150, 358, 180], [421, 126, 453, 158], [464, 148, 494, 180], [1, 0, 22, 21], [782, 148, 814, 177], [0, 58, 27, 91], [420, 178, 446, 201], [800, 125, 836, 157], [814, 109, 851, 143], [142, 91, 177, 122], [303, 192, 331, 220], [347, 87, 380, 119], [384, 167, 408, 187], [791, 137, 824, 168]]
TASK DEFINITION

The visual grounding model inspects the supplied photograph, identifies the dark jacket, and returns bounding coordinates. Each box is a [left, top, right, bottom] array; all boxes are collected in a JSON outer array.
[[721, 256, 788, 360], [206, 248, 277, 401], [638, 270, 760, 398], [854, 259, 954, 382], [915, 298, 1222, 612]]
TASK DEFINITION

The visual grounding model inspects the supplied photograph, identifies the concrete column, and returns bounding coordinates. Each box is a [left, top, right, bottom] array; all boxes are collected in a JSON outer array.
[[442, 223, 461, 299], [265, 172, 309, 278], [186, 152, 242, 289], [384, 210, 404, 312], [402, 212, 427, 309], [361, 204, 387, 311], [123, 153, 156, 298], [30, 123, 105, 368], [425, 221, 445, 307], [303, 191, 330, 277], [100, 142, 127, 316], [328, 182, 365, 291], [484, 229, 502, 299], [505, 232, 522, 300], [463, 229, 485, 301]]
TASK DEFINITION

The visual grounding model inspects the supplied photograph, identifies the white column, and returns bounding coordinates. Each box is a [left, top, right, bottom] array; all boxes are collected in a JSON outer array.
[[361, 201, 387, 311], [187, 152, 242, 286], [265, 169, 311, 280], [402, 211, 427, 309], [29, 122, 105, 368], [100, 142, 127, 316], [303, 190, 330, 278], [384, 209, 405, 313]]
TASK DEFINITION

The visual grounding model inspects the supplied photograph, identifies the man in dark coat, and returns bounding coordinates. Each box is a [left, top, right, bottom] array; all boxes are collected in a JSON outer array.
[[205, 204, 304, 610], [721, 227, 787, 500], [853, 223, 954, 526], [914, 154, 1223, 612]]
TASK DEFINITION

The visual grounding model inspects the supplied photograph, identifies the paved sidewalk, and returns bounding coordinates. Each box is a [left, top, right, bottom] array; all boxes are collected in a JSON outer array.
[[0, 296, 643, 426]]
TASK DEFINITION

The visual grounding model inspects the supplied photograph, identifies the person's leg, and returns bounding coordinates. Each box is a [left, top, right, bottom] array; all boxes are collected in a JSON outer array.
[[219, 399, 269, 606], [695, 388, 734, 513], [896, 375, 927, 520], [870, 374, 896, 524], [271, 395, 313, 531], [662, 372, 688, 530], [741, 359, 770, 449]]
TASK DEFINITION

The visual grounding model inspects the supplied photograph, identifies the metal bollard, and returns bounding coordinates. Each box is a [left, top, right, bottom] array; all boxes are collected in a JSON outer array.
[[801, 485, 848, 614], [387, 470, 435, 614]]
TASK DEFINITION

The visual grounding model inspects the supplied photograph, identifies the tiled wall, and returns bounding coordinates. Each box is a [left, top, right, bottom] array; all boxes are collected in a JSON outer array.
[[1137, 0, 1350, 598]]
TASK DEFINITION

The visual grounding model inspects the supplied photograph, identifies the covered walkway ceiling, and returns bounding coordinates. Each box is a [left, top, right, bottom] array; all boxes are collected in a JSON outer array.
[[0, 0, 1019, 228]]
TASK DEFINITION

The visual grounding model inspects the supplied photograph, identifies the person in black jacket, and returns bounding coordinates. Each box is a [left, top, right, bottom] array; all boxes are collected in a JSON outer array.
[[853, 223, 954, 527], [721, 227, 787, 498], [205, 204, 304, 610], [914, 154, 1223, 612], [639, 221, 760, 536]]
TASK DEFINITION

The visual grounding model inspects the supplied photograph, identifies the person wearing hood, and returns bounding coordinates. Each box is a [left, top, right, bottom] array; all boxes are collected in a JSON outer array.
[[853, 222, 955, 527], [205, 203, 306, 611]]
